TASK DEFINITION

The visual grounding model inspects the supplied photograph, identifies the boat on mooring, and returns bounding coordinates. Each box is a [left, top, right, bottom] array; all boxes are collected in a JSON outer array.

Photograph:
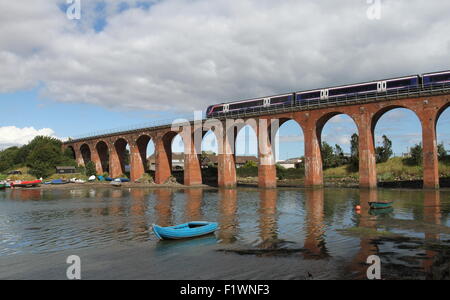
[[152, 221, 218, 240], [369, 201, 394, 209]]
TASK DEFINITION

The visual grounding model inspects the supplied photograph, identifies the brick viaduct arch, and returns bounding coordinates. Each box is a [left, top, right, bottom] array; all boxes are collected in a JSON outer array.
[[63, 94, 450, 189]]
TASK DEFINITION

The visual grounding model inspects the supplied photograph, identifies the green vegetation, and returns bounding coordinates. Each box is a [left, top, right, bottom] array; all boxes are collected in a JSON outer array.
[[406, 143, 423, 166], [321, 142, 349, 169], [0, 136, 77, 179], [236, 161, 258, 178], [376, 135, 393, 163], [85, 161, 97, 177]]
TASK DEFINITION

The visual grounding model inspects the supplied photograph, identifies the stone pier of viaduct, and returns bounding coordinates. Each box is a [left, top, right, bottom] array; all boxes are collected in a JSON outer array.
[[63, 94, 450, 189]]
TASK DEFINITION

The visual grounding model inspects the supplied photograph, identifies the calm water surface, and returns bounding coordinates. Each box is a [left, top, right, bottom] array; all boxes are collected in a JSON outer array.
[[0, 187, 449, 279]]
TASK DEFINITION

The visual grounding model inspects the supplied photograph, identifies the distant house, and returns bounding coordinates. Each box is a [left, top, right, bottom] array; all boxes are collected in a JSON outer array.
[[277, 158, 303, 169], [56, 166, 76, 174]]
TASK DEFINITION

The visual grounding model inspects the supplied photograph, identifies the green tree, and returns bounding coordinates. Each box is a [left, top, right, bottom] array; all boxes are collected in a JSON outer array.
[[349, 133, 359, 170], [85, 161, 97, 177], [408, 143, 423, 166], [243, 160, 257, 168], [321, 142, 335, 169], [27, 143, 62, 178], [63, 147, 75, 160], [276, 164, 287, 180], [0, 136, 77, 178], [376, 135, 393, 163], [437, 142, 447, 161], [334, 144, 346, 166], [0, 147, 21, 172]]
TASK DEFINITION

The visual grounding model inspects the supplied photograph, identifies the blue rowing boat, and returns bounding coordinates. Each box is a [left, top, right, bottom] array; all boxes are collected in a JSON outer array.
[[152, 221, 218, 240], [50, 179, 69, 185], [369, 201, 393, 209]]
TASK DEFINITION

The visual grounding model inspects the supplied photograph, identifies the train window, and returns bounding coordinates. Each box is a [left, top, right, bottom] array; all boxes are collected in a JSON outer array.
[[229, 100, 264, 110], [214, 106, 224, 113], [428, 73, 450, 83], [271, 95, 292, 104], [299, 91, 320, 100], [386, 79, 415, 89], [329, 83, 377, 97]]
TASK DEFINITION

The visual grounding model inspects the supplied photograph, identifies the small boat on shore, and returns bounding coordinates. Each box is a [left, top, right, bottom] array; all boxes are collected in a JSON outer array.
[[11, 180, 42, 188], [70, 178, 86, 184], [0, 183, 6, 190], [152, 221, 218, 240], [369, 201, 394, 209], [111, 179, 122, 187], [50, 179, 70, 185]]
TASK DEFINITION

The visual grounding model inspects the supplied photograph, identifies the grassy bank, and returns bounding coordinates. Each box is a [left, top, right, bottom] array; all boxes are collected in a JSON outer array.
[[236, 157, 450, 185], [323, 157, 450, 181]]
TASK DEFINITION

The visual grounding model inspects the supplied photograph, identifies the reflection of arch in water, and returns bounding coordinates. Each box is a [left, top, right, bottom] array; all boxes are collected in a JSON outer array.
[[217, 189, 238, 244], [154, 189, 173, 227], [11, 189, 43, 201], [347, 189, 380, 279], [109, 189, 128, 239], [422, 190, 441, 277], [258, 189, 279, 248], [303, 189, 328, 259], [129, 189, 150, 239], [184, 189, 203, 221]]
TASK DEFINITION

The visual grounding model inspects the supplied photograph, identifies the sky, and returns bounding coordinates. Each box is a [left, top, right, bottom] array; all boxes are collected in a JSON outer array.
[[0, 0, 449, 160]]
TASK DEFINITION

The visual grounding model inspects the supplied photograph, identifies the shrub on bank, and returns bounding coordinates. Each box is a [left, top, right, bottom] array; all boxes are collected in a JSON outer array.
[[236, 165, 258, 178], [135, 173, 154, 184]]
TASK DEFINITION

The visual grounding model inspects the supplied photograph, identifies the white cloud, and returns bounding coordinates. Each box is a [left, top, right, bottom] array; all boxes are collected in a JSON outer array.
[[0, 0, 449, 114], [0, 126, 56, 149]]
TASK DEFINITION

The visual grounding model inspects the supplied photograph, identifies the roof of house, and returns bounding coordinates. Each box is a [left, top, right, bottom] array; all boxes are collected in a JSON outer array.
[[279, 158, 303, 164], [56, 166, 76, 170]]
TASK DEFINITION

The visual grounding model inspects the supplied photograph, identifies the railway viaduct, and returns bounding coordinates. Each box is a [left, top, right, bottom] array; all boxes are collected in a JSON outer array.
[[63, 90, 450, 189]]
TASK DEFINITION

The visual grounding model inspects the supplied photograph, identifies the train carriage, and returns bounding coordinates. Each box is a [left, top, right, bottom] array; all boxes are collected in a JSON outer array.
[[422, 70, 450, 87], [207, 93, 293, 117], [295, 75, 419, 103], [206, 71, 447, 118]]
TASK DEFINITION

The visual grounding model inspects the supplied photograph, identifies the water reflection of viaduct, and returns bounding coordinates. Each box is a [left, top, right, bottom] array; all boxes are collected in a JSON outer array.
[[64, 94, 450, 189], [348, 189, 443, 279]]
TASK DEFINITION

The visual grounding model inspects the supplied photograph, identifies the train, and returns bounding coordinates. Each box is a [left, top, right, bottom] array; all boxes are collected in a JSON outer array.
[[206, 70, 450, 118]]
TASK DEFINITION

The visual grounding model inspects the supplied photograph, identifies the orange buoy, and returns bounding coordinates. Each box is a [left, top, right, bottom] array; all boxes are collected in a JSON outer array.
[[355, 205, 361, 210]]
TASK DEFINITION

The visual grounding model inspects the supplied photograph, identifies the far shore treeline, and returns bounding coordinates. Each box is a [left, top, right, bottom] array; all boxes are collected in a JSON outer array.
[[0, 136, 77, 179]]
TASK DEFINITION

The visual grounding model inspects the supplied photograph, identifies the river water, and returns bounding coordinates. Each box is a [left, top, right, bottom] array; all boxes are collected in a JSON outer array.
[[0, 187, 449, 280]]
